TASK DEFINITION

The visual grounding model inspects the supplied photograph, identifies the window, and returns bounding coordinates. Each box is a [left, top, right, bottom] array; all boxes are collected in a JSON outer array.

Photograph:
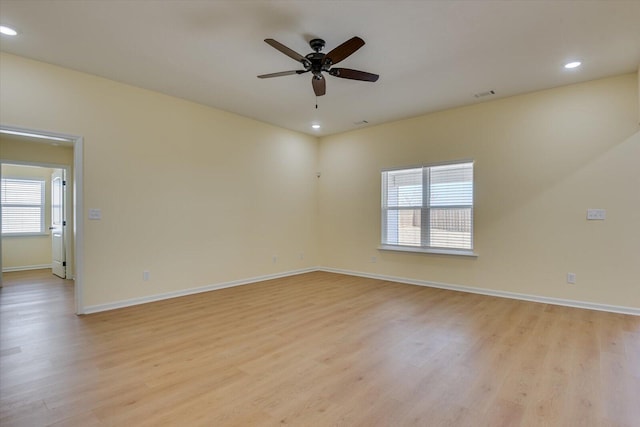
[[381, 161, 474, 255], [1, 178, 46, 235]]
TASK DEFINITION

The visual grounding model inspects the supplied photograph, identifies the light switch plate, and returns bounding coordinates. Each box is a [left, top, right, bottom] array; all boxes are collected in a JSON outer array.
[[586, 209, 605, 220], [88, 208, 102, 220]]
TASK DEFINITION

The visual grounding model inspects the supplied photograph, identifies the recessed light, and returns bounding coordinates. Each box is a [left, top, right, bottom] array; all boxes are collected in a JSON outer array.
[[0, 25, 18, 36], [311, 124, 321, 130], [564, 61, 581, 69]]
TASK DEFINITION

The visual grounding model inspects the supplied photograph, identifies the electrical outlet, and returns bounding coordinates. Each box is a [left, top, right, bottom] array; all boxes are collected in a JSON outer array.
[[299, 253, 304, 260], [370, 256, 377, 263], [272, 256, 278, 264], [567, 272, 576, 284], [143, 270, 150, 281]]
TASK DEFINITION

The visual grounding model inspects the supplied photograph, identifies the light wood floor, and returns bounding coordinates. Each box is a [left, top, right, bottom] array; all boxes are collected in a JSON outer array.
[[1, 270, 639, 426]]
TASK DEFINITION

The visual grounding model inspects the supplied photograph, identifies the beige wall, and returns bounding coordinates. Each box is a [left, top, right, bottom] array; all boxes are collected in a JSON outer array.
[[0, 53, 319, 308], [1, 164, 54, 269], [1, 51, 638, 311], [318, 73, 639, 308], [1, 136, 75, 275]]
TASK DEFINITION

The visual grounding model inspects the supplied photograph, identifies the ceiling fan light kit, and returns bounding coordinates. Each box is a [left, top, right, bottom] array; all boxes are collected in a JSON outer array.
[[258, 36, 379, 97]]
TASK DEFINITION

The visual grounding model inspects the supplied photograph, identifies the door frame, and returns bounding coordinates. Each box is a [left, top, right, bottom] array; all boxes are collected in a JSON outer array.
[[0, 124, 84, 314]]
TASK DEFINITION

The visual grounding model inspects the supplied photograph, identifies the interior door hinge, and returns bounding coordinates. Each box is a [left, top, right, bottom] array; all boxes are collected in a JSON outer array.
[[63, 180, 67, 186], [63, 262, 67, 267]]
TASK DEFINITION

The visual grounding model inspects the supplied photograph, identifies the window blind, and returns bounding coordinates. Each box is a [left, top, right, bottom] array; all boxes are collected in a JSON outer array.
[[1, 178, 45, 234], [382, 161, 473, 251]]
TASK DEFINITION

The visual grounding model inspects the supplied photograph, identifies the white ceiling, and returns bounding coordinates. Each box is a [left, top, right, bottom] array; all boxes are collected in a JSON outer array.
[[1, 0, 639, 137]]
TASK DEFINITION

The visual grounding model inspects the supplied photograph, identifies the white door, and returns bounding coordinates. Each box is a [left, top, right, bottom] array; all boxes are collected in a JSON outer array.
[[51, 169, 66, 278]]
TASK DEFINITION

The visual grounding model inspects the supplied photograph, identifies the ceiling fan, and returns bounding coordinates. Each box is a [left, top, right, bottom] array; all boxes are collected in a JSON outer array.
[[258, 36, 379, 96]]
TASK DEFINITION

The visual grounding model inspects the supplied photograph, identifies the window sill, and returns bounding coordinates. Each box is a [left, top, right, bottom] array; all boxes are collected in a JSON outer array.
[[2, 232, 50, 238], [378, 245, 478, 257]]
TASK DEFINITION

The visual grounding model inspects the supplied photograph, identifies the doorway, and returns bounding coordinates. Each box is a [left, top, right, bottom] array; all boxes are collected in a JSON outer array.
[[1, 163, 69, 278], [0, 125, 84, 314]]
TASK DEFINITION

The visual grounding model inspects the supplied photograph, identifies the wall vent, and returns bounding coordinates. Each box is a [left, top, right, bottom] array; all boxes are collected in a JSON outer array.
[[474, 90, 496, 98]]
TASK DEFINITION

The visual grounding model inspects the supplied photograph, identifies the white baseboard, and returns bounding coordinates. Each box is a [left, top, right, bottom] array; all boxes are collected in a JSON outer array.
[[81, 267, 318, 314], [318, 267, 640, 316], [81, 266, 639, 316], [3, 264, 52, 273]]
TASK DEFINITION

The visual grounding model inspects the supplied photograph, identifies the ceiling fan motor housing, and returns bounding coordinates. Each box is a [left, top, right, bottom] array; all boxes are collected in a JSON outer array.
[[309, 38, 325, 52], [306, 39, 329, 76]]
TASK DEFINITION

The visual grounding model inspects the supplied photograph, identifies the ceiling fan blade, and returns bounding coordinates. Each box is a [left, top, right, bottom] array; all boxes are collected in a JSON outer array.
[[325, 36, 365, 65], [312, 75, 326, 96], [257, 70, 307, 78], [328, 68, 379, 82], [264, 39, 307, 64]]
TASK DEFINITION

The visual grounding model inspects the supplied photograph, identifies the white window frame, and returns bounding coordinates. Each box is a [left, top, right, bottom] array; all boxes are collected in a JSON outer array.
[[1, 177, 47, 236], [380, 160, 477, 257]]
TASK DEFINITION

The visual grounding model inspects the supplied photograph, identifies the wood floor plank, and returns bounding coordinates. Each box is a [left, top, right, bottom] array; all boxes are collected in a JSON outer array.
[[1, 269, 639, 426]]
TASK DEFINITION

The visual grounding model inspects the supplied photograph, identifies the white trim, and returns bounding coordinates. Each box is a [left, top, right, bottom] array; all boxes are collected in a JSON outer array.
[[378, 245, 478, 257], [82, 267, 318, 314], [3, 264, 52, 272], [381, 158, 475, 172], [0, 128, 73, 143], [317, 267, 640, 316], [83, 266, 640, 316], [73, 137, 84, 314], [0, 124, 84, 314], [2, 232, 50, 237]]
